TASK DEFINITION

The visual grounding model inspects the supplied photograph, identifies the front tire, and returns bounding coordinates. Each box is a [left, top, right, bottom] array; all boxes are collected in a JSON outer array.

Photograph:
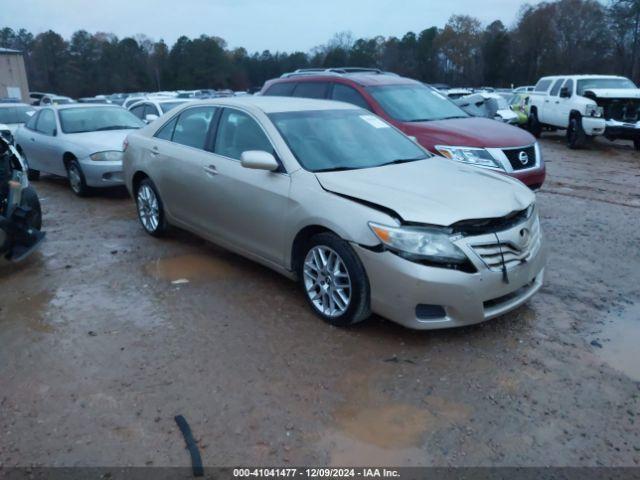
[[135, 178, 167, 237], [528, 109, 542, 138], [67, 159, 90, 196], [567, 116, 588, 149], [20, 186, 42, 231], [299, 233, 371, 327]]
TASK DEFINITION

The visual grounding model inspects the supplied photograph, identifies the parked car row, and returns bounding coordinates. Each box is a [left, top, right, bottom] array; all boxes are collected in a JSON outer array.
[[11, 68, 550, 331]]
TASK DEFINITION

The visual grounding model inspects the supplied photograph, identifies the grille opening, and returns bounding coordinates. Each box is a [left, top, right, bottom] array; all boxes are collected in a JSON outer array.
[[416, 304, 446, 320], [503, 145, 536, 171], [451, 208, 530, 236], [483, 280, 536, 310]]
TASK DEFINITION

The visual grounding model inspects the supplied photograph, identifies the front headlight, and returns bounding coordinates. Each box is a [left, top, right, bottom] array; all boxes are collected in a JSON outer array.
[[434, 146, 502, 169], [369, 222, 468, 265], [90, 150, 123, 161], [585, 104, 603, 118]]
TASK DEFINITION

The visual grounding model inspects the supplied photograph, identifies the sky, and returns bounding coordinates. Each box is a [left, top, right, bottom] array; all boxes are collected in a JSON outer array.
[[2, 0, 546, 52]]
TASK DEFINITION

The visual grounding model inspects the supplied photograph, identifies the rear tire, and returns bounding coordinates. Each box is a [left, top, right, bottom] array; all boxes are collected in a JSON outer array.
[[135, 178, 167, 237], [298, 232, 371, 327], [528, 109, 542, 138], [67, 159, 90, 196], [567, 116, 588, 149]]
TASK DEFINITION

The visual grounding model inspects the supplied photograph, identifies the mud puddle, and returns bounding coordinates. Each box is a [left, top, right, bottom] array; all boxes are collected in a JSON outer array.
[[145, 253, 242, 283], [591, 303, 640, 381], [0, 290, 55, 332], [321, 371, 472, 465]]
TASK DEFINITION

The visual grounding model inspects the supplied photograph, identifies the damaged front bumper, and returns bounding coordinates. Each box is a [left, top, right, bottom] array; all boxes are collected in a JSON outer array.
[[604, 119, 640, 140]]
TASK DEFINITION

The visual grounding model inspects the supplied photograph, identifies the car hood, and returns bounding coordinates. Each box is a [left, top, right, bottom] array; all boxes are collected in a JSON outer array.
[[315, 158, 534, 226], [64, 129, 137, 153], [401, 117, 535, 149], [584, 89, 640, 99]]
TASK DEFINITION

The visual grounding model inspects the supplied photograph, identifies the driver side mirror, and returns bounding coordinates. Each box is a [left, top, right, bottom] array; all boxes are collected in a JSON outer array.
[[240, 150, 279, 171], [145, 114, 159, 123], [560, 87, 571, 98]]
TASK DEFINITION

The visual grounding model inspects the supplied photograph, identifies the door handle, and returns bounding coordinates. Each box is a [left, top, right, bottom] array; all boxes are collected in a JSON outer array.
[[204, 164, 218, 176], [30, 137, 35, 142], [150, 145, 159, 156]]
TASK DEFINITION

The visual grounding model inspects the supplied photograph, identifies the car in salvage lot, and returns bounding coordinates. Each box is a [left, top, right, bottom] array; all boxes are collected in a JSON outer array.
[[528, 75, 640, 150], [261, 68, 546, 190], [128, 98, 193, 124], [123, 96, 545, 330], [14, 104, 144, 196]]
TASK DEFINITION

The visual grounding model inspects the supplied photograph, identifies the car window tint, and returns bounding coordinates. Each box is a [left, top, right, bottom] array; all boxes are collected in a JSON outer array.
[[264, 82, 296, 97], [130, 105, 145, 119], [144, 104, 159, 117], [155, 116, 178, 141], [292, 82, 329, 99], [215, 109, 273, 160], [563, 79, 574, 95], [331, 84, 371, 110], [534, 79, 552, 92], [25, 111, 39, 130], [172, 107, 216, 150], [36, 109, 56, 135], [549, 79, 565, 96]]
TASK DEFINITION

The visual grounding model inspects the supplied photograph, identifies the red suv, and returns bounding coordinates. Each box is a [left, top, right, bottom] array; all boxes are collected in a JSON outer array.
[[261, 68, 545, 189]]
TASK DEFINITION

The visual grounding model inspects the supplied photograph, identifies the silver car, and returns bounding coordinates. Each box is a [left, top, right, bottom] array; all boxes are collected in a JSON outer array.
[[123, 97, 546, 330], [14, 104, 144, 196]]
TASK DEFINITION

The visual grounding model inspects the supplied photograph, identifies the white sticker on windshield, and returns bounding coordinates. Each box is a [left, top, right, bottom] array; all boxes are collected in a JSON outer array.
[[360, 115, 389, 129]]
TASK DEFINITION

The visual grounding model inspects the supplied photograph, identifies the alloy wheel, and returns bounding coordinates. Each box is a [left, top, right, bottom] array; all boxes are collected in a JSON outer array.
[[303, 246, 352, 317], [68, 165, 82, 194], [137, 184, 160, 232]]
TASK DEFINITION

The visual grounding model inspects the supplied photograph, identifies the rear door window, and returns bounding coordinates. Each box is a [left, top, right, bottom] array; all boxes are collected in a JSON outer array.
[[562, 79, 574, 96], [130, 104, 145, 119], [534, 79, 553, 93], [292, 82, 329, 99], [145, 104, 160, 117], [331, 84, 371, 110], [172, 107, 216, 150], [264, 82, 297, 97]]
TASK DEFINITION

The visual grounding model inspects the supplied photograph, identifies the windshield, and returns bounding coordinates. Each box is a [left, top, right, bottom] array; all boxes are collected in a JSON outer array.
[[59, 107, 144, 133], [160, 101, 188, 113], [0, 106, 36, 124], [270, 109, 428, 172], [367, 84, 468, 122], [577, 78, 637, 95]]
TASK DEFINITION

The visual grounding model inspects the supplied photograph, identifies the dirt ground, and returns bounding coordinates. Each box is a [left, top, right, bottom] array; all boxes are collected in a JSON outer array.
[[0, 133, 639, 468]]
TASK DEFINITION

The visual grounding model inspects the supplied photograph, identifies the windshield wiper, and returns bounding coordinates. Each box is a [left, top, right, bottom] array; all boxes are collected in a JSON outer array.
[[314, 166, 359, 173], [93, 125, 138, 131], [377, 157, 425, 167]]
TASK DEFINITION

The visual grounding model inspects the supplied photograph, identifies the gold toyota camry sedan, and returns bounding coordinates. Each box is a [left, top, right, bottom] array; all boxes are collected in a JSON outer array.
[[123, 97, 545, 330]]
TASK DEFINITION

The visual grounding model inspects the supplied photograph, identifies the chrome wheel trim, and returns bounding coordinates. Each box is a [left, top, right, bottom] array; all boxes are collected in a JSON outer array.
[[136, 184, 160, 232], [303, 246, 352, 317], [68, 164, 82, 193]]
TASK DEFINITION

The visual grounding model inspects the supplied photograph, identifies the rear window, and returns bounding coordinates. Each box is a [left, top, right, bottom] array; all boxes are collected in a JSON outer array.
[[292, 82, 329, 99], [264, 82, 296, 97], [534, 79, 553, 92]]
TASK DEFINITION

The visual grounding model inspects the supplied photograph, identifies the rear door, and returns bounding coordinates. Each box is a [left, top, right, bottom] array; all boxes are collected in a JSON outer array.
[[539, 78, 563, 125], [147, 106, 218, 231]]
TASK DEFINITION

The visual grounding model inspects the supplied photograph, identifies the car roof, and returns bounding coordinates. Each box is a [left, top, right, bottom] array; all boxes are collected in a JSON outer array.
[[273, 72, 418, 87], [49, 104, 122, 110], [538, 75, 629, 81], [186, 96, 361, 114], [0, 102, 32, 108]]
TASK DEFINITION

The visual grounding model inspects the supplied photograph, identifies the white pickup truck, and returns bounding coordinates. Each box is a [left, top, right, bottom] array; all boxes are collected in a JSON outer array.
[[528, 75, 640, 150]]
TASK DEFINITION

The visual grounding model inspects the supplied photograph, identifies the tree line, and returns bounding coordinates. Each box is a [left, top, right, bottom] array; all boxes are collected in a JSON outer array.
[[1, 0, 638, 98]]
